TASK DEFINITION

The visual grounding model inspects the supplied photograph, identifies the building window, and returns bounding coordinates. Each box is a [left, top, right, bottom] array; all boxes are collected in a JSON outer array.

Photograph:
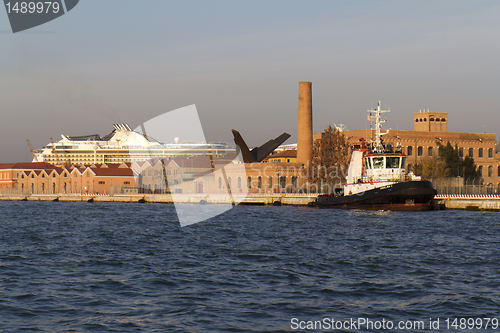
[[291, 176, 297, 189], [417, 146, 423, 156], [488, 148, 493, 158], [458, 148, 463, 158], [479, 148, 483, 158], [123, 181, 130, 185], [31, 174, 34, 178], [247, 176, 251, 189], [21, 174, 24, 179], [258, 176, 262, 189], [280, 176, 286, 189], [415, 119, 418, 122], [237, 177, 241, 189], [268, 176, 272, 189], [478, 166, 483, 177], [428, 147, 433, 157], [498, 166, 500, 177], [488, 166, 493, 177], [98, 181, 105, 185], [469, 148, 474, 157], [441, 118, 446, 122], [407, 146, 412, 156]]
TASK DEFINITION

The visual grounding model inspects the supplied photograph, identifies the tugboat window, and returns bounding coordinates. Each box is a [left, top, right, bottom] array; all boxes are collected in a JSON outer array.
[[363, 158, 370, 169], [386, 157, 400, 168], [373, 157, 384, 169]]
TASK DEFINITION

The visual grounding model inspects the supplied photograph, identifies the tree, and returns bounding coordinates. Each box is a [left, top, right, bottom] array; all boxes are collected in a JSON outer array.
[[438, 142, 462, 176], [414, 141, 479, 180], [308, 125, 350, 193], [412, 156, 448, 180]]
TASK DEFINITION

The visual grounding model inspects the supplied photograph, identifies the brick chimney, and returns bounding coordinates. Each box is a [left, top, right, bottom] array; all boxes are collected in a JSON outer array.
[[297, 81, 312, 166]]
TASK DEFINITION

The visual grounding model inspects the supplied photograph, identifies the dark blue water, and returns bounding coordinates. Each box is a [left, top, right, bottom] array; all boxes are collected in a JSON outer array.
[[1, 201, 500, 332]]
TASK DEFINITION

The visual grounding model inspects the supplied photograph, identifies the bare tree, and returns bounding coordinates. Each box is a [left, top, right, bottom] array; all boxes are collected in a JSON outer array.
[[308, 125, 350, 193]]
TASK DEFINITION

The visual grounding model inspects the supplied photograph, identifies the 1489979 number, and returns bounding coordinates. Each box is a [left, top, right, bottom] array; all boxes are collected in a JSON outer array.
[[5, 2, 60, 14]]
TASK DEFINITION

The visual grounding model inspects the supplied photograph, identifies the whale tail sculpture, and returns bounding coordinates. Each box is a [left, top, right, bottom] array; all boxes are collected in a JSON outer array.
[[231, 129, 290, 163]]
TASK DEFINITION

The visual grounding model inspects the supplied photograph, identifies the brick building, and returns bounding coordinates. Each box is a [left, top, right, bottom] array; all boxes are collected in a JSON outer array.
[[314, 111, 500, 190], [0, 162, 137, 195]]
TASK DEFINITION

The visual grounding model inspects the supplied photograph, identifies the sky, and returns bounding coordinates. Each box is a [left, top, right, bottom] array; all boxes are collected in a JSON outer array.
[[1, 0, 500, 163]]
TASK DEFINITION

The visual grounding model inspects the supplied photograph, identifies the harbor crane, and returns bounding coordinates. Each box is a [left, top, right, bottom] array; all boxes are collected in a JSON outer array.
[[26, 139, 37, 161], [49, 137, 61, 165]]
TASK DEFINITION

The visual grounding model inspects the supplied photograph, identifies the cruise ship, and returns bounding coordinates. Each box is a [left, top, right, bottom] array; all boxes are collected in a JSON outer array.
[[32, 124, 236, 166]]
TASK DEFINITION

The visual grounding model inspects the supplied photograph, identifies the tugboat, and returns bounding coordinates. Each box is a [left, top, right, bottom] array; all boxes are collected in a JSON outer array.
[[316, 101, 437, 210]]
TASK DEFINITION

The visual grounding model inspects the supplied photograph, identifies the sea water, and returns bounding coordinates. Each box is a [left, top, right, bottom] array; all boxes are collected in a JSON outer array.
[[1, 201, 500, 332]]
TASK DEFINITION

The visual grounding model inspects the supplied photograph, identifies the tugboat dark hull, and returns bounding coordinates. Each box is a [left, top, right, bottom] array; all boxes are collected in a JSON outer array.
[[316, 181, 437, 211]]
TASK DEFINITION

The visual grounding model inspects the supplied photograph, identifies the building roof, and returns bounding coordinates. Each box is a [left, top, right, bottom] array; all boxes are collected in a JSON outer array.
[[0, 162, 58, 170], [267, 150, 297, 158], [316, 129, 497, 143], [90, 168, 134, 177]]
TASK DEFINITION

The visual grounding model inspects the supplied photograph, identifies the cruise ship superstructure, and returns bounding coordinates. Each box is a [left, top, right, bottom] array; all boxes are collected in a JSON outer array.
[[32, 124, 236, 166]]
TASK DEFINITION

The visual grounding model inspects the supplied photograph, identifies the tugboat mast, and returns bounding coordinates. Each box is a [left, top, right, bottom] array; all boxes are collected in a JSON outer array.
[[367, 101, 390, 153]]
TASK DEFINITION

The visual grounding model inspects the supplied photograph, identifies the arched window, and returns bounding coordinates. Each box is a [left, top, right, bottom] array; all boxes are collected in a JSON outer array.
[[441, 118, 446, 122]]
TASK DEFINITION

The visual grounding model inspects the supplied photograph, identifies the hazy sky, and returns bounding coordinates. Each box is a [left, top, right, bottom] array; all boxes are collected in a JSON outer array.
[[1, 0, 500, 163]]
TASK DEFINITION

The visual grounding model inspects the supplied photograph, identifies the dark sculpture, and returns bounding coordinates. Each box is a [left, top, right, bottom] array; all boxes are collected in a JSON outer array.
[[232, 129, 291, 163]]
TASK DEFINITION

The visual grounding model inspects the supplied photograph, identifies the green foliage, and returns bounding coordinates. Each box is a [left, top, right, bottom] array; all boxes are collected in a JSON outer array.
[[412, 157, 448, 179], [414, 141, 479, 180]]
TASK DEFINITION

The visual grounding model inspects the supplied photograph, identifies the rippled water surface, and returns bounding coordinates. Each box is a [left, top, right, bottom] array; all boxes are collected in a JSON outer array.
[[1, 201, 500, 332]]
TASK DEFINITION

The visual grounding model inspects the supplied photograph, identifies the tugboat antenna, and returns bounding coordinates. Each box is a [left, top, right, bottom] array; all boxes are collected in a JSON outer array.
[[367, 100, 390, 153]]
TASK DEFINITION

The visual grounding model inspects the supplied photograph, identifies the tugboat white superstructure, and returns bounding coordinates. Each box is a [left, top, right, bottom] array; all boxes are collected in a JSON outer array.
[[317, 101, 437, 210]]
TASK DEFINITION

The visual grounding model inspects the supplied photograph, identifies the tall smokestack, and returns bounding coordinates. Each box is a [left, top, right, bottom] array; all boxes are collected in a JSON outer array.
[[297, 81, 312, 166]]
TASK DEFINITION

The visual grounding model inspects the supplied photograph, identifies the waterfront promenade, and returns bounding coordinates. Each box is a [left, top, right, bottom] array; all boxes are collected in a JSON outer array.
[[0, 192, 317, 206], [2, 192, 500, 210]]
